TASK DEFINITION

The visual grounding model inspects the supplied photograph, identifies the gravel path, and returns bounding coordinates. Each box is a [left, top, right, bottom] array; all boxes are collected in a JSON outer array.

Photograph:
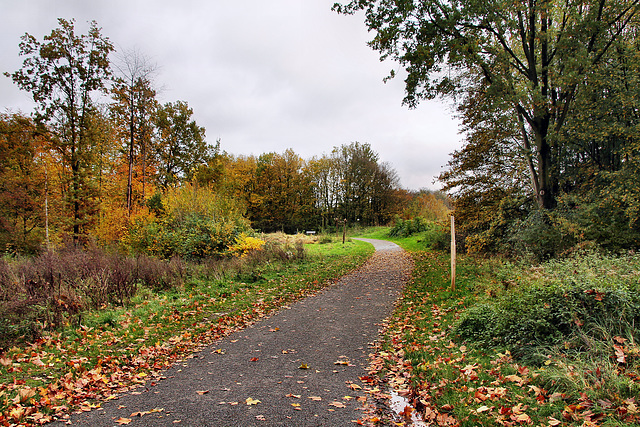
[[55, 239, 412, 427]]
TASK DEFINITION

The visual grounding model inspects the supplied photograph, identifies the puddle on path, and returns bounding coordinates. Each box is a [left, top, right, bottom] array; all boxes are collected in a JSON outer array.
[[389, 390, 427, 426]]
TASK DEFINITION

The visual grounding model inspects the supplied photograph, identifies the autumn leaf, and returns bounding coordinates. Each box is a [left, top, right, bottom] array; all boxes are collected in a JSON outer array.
[[115, 418, 132, 425], [9, 406, 24, 421], [13, 387, 36, 404], [308, 396, 322, 401], [299, 363, 309, 369], [512, 413, 533, 424], [614, 336, 627, 344], [504, 374, 524, 386], [246, 397, 261, 405], [196, 390, 210, 395], [584, 289, 605, 301], [614, 345, 626, 363], [250, 357, 259, 362], [330, 401, 347, 408], [30, 356, 46, 367], [285, 393, 301, 399]]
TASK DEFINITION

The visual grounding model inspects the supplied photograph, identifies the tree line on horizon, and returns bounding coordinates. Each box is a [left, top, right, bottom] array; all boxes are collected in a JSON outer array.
[[1, 18, 449, 256]]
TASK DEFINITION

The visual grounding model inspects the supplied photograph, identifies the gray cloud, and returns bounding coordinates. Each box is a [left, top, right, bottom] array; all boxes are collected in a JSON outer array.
[[0, 0, 462, 190]]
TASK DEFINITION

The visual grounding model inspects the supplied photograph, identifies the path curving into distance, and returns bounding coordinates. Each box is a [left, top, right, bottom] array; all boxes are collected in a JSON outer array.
[[54, 238, 412, 427]]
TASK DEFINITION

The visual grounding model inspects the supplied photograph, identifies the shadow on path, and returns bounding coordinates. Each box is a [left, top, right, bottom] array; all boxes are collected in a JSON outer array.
[[55, 239, 412, 427]]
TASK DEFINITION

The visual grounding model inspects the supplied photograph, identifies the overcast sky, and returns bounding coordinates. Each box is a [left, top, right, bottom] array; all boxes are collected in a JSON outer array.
[[1, 0, 463, 191]]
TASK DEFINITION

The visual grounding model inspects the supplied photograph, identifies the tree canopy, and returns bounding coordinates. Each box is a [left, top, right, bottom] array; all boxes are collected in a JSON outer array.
[[335, 0, 640, 256]]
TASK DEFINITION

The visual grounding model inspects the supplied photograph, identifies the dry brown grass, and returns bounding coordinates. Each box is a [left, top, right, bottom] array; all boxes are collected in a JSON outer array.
[[260, 232, 319, 245]]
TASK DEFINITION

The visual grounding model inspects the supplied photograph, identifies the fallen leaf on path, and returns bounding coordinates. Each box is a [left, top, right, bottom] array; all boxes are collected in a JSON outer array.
[[400, 405, 413, 419], [330, 401, 347, 408], [196, 390, 210, 395], [299, 363, 309, 369], [115, 418, 132, 425], [308, 396, 322, 401], [246, 397, 261, 405], [285, 393, 301, 398], [250, 357, 259, 362]]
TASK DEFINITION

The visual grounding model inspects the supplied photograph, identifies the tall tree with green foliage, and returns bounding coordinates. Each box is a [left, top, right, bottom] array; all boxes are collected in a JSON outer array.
[[6, 18, 114, 243], [153, 101, 211, 188], [334, 0, 640, 210]]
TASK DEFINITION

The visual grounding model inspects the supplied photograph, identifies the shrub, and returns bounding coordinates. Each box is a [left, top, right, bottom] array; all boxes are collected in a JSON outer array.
[[124, 185, 251, 260], [508, 208, 576, 261], [455, 251, 640, 364], [135, 255, 185, 291], [319, 235, 333, 244], [389, 216, 430, 238], [228, 233, 266, 258], [0, 247, 186, 350]]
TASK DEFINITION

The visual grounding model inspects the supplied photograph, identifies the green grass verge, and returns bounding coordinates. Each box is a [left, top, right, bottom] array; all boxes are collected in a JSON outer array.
[[0, 240, 373, 425]]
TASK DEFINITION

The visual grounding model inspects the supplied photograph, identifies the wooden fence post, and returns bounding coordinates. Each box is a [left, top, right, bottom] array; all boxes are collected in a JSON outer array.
[[451, 215, 456, 291]]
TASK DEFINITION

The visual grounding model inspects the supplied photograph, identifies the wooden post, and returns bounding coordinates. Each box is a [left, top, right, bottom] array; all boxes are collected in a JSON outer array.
[[342, 219, 347, 244], [451, 215, 456, 291]]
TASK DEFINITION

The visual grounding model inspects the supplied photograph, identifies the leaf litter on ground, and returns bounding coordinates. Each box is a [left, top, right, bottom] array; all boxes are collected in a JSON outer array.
[[356, 248, 640, 426]]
